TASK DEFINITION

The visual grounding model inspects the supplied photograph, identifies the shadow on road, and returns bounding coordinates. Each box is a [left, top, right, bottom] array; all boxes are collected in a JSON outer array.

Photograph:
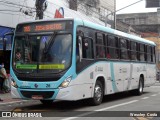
[[13, 91, 150, 112]]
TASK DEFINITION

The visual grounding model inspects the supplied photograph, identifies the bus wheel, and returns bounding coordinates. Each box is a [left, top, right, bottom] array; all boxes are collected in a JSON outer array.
[[90, 81, 103, 106], [135, 77, 144, 95], [40, 100, 53, 105]]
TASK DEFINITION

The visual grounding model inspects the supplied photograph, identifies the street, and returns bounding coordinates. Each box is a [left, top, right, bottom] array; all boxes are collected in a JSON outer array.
[[0, 82, 160, 120]]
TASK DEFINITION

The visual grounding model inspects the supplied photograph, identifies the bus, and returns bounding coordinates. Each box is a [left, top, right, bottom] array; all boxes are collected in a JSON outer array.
[[10, 18, 156, 105]]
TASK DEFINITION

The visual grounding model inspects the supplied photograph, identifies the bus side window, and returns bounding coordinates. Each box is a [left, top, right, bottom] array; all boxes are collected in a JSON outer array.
[[107, 35, 119, 59], [139, 44, 145, 62], [96, 33, 105, 58], [130, 41, 138, 61], [82, 38, 93, 59]]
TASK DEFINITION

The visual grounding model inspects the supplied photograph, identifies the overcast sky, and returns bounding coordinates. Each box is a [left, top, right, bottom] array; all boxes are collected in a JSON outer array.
[[116, 0, 157, 14]]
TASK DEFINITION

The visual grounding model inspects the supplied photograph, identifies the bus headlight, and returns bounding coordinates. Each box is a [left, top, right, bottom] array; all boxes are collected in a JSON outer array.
[[59, 76, 72, 88], [11, 77, 18, 88]]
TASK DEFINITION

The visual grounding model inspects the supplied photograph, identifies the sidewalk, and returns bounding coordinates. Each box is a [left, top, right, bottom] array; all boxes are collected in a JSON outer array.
[[0, 92, 26, 105]]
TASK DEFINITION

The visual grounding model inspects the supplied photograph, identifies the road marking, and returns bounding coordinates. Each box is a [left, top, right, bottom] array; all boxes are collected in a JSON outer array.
[[141, 97, 149, 100], [150, 94, 157, 97], [136, 117, 151, 120], [13, 108, 22, 112], [62, 100, 138, 120]]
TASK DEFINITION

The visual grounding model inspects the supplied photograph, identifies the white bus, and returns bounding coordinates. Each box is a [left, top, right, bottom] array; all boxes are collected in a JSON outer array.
[[10, 18, 156, 105]]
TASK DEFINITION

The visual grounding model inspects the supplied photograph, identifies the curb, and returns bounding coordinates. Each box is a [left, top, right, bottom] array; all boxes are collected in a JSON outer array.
[[0, 100, 28, 105]]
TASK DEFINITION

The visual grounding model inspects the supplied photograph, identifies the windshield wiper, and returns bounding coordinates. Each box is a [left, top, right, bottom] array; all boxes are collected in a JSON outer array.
[[43, 32, 57, 54]]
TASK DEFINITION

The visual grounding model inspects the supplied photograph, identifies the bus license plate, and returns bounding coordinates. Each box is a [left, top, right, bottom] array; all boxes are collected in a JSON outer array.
[[32, 95, 43, 100]]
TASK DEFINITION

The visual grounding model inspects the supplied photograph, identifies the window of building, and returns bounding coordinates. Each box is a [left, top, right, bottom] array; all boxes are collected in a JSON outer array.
[[125, 18, 135, 24], [139, 18, 146, 24]]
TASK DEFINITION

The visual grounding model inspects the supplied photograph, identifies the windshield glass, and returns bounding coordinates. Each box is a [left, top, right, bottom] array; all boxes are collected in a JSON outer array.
[[13, 34, 72, 73]]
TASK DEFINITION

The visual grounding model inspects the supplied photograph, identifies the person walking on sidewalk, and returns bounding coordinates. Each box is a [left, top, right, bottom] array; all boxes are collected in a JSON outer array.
[[0, 64, 4, 93], [0, 63, 9, 93], [0, 64, 4, 102]]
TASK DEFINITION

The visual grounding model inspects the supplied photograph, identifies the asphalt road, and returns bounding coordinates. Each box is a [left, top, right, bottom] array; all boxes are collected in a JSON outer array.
[[1, 82, 160, 120]]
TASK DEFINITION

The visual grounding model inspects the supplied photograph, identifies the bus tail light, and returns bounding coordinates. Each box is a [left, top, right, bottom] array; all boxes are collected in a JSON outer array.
[[59, 76, 72, 88]]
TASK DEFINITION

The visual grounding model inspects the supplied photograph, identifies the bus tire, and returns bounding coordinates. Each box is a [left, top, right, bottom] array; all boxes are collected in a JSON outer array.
[[90, 80, 103, 106], [134, 77, 144, 95], [40, 100, 53, 105]]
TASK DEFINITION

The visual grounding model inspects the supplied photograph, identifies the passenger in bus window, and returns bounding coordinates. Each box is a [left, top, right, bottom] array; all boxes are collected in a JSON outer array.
[[15, 48, 22, 62], [107, 53, 111, 59]]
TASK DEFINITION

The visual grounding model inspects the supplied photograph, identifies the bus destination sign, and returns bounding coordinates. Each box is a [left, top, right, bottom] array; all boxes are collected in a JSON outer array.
[[24, 23, 64, 32], [16, 22, 68, 33]]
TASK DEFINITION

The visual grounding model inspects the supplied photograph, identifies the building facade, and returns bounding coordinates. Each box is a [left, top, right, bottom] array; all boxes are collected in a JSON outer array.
[[77, 0, 116, 28]]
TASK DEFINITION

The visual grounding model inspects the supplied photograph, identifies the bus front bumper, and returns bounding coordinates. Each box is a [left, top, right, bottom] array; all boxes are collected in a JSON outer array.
[[11, 84, 93, 101]]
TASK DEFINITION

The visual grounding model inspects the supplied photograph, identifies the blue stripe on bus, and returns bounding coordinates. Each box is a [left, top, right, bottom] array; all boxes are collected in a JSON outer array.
[[110, 62, 118, 92]]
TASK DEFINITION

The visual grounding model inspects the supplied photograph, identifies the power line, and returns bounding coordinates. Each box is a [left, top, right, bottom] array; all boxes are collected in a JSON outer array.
[[0, 0, 35, 9], [0, 11, 21, 16], [0, 9, 20, 12], [0, 3, 21, 9]]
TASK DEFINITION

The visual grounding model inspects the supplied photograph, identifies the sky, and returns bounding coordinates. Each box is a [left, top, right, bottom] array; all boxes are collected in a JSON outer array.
[[116, 0, 157, 14]]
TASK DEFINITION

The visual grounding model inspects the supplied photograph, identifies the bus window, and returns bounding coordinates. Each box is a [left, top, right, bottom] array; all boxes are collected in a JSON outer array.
[[96, 33, 105, 58], [147, 45, 152, 62], [120, 38, 129, 60], [82, 37, 93, 59], [152, 47, 156, 63], [139, 44, 146, 61], [107, 35, 119, 59], [130, 41, 137, 60]]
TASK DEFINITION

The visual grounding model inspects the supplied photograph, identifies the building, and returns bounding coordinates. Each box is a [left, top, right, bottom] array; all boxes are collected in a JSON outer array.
[[116, 12, 158, 34], [116, 20, 141, 37], [46, 0, 116, 28], [76, 0, 116, 28]]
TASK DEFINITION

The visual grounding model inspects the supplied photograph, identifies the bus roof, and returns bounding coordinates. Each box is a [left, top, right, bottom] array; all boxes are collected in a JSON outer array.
[[79, 19, 156, 46], [16, 18, 156, 46]]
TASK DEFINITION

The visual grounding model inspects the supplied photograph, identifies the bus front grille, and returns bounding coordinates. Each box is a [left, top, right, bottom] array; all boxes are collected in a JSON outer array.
[[21, 91, 54, 99], [17, 77, 60, 82]]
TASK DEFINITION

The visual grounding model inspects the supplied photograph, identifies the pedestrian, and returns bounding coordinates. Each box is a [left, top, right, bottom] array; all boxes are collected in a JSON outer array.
[[0, 64, 4, 102], [0, 63, 9, 93], [0, 64, 4, 93]]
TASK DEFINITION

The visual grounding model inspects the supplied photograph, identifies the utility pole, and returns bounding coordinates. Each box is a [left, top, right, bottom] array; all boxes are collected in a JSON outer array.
[[105, 0, 144, 28], [35, 0, 47, 20]]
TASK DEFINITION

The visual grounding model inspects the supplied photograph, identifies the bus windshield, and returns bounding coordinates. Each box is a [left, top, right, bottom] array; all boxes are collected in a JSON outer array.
[[13, 33, 72, 73]]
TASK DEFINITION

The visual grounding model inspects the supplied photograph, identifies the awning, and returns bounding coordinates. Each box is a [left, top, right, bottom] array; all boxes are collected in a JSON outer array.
[[0, 26, 14, 50]]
